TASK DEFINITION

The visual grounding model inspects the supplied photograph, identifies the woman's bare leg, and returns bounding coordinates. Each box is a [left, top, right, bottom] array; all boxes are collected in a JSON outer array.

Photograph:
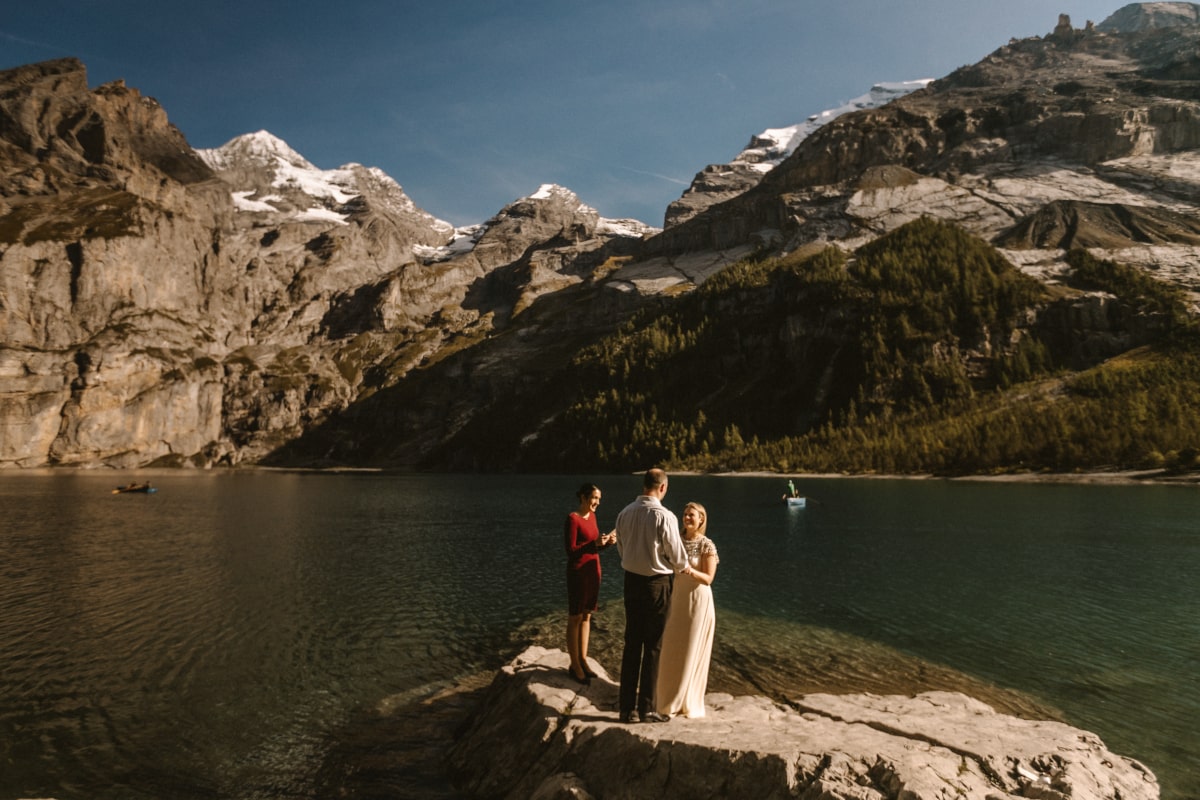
[[579, 613, 592, 674], [567, 614, 585, 677]]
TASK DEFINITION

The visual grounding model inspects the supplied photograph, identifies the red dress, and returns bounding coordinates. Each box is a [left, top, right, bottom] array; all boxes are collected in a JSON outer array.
[[565, 511, 601, 615]]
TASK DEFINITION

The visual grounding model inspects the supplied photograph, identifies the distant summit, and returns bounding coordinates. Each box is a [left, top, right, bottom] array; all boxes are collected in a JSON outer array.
[[731, 81, 934, 172], [196, 130, 454, 234], [1098, 1, 1200, 31], [197, 129, 313, 172]]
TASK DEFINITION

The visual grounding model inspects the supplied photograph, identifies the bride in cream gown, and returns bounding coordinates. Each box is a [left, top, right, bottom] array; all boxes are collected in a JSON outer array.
[[656, 501, 719, 718]]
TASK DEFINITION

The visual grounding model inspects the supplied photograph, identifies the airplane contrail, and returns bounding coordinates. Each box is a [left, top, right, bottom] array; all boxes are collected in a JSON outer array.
[[0, 29, 64, 52], [616, 165, 690, 186]]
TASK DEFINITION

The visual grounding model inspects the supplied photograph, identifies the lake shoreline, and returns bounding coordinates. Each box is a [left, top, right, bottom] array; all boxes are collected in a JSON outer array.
[[710, 467, 1200, 486], [11, 464, 1200, 487]]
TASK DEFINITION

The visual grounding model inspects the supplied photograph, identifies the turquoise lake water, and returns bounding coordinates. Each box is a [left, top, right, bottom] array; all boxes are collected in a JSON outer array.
[[1, 471, 1196, 799]]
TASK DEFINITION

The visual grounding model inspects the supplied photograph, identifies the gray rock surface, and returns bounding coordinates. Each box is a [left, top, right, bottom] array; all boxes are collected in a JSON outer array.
[[1098, 2, 1200, 31], [448, 646, 1159, 800]]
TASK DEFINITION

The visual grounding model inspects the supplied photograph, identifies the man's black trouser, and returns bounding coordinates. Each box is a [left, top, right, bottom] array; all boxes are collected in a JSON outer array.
[[620, 571, 672, 716]]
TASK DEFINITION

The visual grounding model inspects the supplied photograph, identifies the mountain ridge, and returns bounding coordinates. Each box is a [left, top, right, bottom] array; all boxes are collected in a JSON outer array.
[[663, 80, 933, 228], [3, 4, 1200, 475], [648, 15, 1200, 259]]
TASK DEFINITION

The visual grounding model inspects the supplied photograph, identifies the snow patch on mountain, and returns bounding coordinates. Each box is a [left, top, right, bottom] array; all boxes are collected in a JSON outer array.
[[598, 217, 658, 238], [530, 184, 659, 237], [413, 225, 486, 261], [413, 184, 657, 263], [232, 190, 281, 213], [528, 183, 589, 212], [196, 130, 453, 233], [200, 130, 355, 202], [735, 80, 933, 171], [197, 129, 311, 171], [197, 131, 356, 222]]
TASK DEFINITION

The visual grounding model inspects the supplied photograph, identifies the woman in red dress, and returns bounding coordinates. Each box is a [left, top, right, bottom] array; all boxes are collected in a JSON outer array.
[[565, 483, 614, 683]]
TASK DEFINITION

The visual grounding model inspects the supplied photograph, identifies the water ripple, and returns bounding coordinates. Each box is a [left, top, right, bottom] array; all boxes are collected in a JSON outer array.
[[1, 472, 1197, 800]]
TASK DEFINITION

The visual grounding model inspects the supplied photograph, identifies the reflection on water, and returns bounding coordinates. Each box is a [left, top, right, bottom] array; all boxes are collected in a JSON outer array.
[[1, 471, 1197, 799]]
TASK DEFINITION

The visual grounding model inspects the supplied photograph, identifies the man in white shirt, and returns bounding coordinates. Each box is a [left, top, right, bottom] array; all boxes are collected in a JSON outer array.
[[614, 468, 688, 723]]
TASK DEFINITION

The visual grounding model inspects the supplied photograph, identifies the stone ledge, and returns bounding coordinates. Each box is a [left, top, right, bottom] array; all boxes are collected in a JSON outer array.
[[447, 646, 1158, 800]]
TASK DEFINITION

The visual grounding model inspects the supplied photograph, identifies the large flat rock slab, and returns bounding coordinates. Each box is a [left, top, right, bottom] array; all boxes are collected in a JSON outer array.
[[448, 646, 1158, 800]]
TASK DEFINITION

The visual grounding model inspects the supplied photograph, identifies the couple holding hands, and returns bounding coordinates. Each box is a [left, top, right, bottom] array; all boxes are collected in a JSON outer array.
[[563, 469, 719, 723]]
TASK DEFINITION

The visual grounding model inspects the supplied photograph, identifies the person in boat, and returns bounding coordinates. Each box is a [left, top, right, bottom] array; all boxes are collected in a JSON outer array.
[[117, 481, 152, 492], [782, 479, 800, 501]]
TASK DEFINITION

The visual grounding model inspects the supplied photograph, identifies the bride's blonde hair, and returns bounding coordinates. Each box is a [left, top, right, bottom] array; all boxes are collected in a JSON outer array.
[[683, 502, 708, 537]]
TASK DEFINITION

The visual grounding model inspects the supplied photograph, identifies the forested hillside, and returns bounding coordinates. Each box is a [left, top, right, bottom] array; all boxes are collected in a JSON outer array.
[[519, 218, 1199, 475]]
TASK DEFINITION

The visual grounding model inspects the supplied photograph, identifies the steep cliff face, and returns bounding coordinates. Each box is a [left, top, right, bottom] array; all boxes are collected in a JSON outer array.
[[0, 60, 649, 468], [0, 59, 234, 467]]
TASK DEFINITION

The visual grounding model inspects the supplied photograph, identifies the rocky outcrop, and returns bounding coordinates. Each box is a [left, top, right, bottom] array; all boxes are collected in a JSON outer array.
[[0, 58, 214, 196], [665, 161, 767, 230], [996, 199, 1200, 250], [448, 647, 1159, 800], [1098, 2, 1200, 31], [663, 81, 930, 229], [645, 5, 1200, 292]]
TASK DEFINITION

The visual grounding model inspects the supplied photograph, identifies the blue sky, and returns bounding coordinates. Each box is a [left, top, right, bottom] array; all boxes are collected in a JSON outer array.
[[2, 1, 1127, 227]]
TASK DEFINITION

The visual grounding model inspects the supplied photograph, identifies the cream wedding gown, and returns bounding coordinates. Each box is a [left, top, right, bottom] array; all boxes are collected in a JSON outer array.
[[656, 535, 718, 718]]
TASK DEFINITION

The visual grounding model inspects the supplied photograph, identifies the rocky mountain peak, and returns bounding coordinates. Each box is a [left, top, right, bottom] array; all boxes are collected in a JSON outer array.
[[458, 184, 604, 271], [503, 183, 597, 225], [1098, 1, 1200, 31], [648, 8, 1200, 271], [512, 184, 657, 238], [196, 129, 453, 242], [0, 57, 212, 199], [196, 129, 313, 171], [664, 80, 931, 228], [480, 183, 656, 247], [0, 58, 92, 160]]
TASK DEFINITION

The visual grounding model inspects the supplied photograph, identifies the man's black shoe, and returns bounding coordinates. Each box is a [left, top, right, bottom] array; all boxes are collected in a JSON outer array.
[[640, 711, 670, 723], [618, 711, 640, 724]]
